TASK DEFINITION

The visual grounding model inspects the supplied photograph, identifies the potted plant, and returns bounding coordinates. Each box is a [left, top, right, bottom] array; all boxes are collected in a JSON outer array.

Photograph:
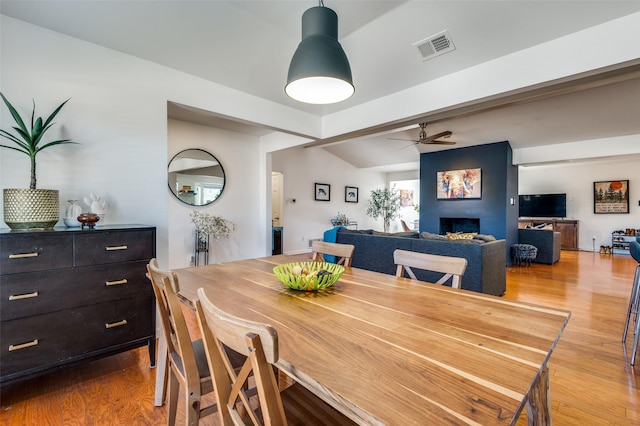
[[366, 185, 401, 232], [190, 210, 235, 265], [1, 92, 77, 229]]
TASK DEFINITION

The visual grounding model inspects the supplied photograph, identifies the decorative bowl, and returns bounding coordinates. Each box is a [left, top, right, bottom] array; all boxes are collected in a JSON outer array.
[[77, 213, 100, 229], [63, 217, 82, 227], [273, 262, 345, 291]]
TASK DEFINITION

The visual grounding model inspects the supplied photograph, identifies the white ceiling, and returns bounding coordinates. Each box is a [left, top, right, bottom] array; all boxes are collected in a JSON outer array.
[[2, 1, 640, 171]]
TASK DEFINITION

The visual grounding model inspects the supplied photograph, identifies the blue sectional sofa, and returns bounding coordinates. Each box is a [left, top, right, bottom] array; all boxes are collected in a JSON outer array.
[[329, 228, 506, 296], [517, 228, 561, 264]]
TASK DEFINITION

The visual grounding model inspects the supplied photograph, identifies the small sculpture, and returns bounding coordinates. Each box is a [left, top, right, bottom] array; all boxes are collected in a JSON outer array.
[[84, 193, 108, 214], [77, 213, 100, 229]]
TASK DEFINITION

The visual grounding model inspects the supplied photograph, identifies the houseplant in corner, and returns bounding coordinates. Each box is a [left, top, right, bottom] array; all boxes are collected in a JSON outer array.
[[1, 92, 77, 229], [366, 185, 401, 232]]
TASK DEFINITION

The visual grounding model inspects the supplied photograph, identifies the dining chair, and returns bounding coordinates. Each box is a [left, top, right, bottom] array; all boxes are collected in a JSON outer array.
[[194, 287, 357, 426], [394, 249, 468, 289], [401, 219, 412, 232], [311, 240, 355, 267], [622, 240, 640, 364], [147, 259, 245, 425]]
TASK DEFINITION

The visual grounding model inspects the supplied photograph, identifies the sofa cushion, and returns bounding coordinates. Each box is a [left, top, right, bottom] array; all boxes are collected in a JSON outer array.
[[371, 230, 419, 238], [420, 231, 447, 240], [473, 234, 497, 243]]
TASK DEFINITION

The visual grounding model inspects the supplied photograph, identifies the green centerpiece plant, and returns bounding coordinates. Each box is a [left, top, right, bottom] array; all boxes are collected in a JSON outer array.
[[1, 92, 77, 229], [366, 185, 401, 232]]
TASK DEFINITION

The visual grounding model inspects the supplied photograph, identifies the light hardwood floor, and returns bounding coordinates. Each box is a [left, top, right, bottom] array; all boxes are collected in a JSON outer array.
[[1, 250, 639, 425]]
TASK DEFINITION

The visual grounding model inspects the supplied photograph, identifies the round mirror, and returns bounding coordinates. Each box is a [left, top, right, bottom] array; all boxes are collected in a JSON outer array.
[[168, 149, 226, 206]]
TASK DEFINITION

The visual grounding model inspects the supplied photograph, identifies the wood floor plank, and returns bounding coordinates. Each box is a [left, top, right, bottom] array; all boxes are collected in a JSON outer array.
[[1, 250, 638, 425]]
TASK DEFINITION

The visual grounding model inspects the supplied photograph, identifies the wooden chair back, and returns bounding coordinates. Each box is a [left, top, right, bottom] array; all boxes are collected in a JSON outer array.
[[311, 240, 355, 266], [146, 259, 215, 423], [393, 249, 467, 289], [195, 287, 286, 426]]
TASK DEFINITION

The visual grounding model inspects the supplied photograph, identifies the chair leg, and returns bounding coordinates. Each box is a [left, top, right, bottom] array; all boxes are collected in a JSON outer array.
[[184, 386, 201, 426], [167, 368, 179, 426], [632, 302, 640, 366], [623, 266, 640, 342]]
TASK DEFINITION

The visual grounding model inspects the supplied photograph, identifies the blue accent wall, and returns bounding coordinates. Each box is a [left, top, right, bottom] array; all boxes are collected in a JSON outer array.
[[419, 141, 519, 264]]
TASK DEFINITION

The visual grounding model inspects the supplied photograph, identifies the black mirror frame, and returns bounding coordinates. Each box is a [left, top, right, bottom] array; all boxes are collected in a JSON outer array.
[[167, 148, 226, 206]]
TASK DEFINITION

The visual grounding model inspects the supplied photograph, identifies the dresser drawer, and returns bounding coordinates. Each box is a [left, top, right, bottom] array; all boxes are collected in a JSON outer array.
[[1, 295, 154, 378], [0, 234, 73, 275], [0, 260, 152, 321], [74, 229, 155, 266]]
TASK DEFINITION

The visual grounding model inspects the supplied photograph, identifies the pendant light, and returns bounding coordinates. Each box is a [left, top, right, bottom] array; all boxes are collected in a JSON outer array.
[[285, 2, 354, 104]]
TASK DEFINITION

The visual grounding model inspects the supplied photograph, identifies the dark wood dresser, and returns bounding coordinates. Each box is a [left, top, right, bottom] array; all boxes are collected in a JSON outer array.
[[0, 225, 156, 386]]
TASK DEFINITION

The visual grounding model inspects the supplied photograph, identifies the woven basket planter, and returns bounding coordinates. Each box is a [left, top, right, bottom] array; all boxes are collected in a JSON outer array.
[[3, 189, 60, 230]]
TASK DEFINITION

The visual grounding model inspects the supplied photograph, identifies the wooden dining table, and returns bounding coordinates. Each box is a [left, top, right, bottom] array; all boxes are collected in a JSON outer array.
[[155, 253, 570, 425]]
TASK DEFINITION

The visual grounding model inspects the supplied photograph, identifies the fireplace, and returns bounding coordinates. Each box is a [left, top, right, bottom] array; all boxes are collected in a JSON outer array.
[[440, 217, 480, 234]]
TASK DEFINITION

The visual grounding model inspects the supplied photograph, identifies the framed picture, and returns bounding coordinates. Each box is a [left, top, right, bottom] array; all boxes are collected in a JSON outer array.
[[594, 180, 629, 214], [345, 186, 358, 203], [399, 189, 414, 207], [436, 168, 482, 199], [314, 183, 331, 201]]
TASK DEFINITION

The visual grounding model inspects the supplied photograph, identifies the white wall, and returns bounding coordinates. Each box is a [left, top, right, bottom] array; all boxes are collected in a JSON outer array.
[[271, 146, 386, 253], [0, 16, 312, 267], [519, 156, 640, 251], [167, 119, 263, 269]]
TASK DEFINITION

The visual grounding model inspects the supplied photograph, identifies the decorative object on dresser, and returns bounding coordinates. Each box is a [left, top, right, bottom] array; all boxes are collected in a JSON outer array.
[[77, 212, 100, 229], [0, 92, 78, 230], [83, 192, 108, 224], [190, 211, 234, 266], [0, 225, 156, 387], [63, 199, 82, 227]]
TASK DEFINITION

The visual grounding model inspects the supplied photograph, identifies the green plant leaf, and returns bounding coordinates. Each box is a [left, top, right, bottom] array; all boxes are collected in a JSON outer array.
[[0, 92, 29, 137], [36, 139, 75, 153], [42, 99, 70, 129], [0, 92, 77, 189]]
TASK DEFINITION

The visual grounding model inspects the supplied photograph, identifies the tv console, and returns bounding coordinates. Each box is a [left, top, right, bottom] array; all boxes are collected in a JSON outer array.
[[518, 218, 579, 251]]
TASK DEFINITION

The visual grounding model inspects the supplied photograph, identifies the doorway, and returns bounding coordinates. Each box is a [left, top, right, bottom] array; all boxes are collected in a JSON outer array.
[[271, 172, 284, 254]]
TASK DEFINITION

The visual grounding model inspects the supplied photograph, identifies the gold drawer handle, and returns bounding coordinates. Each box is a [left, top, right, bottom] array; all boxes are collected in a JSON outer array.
[[9, 339, 39, 351], [9, 291, 39, 301], [105, 245, 128, 251], [105, 319, 128, 329], [105, 279, 128, 286], [8, 252, 39, 259]]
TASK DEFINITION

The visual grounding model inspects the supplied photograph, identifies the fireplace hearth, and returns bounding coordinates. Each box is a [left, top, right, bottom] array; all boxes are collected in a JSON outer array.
[[440, 217, 480, 234]]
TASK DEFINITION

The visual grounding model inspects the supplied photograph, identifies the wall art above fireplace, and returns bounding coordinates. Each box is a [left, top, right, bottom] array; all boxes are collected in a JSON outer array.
[[436, 168, 482, 199]]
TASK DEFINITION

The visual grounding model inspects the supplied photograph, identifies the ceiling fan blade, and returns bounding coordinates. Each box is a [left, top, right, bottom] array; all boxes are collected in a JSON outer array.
[[426, 140, 457, 145], [420, 130, 452, 143], [388, 137, 419, 142]]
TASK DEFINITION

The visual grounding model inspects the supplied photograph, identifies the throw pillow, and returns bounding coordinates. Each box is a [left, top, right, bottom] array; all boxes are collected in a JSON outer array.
[[446, 232, 477, 240], [473, 234, 497, 242], [420, 231, 447, 240]]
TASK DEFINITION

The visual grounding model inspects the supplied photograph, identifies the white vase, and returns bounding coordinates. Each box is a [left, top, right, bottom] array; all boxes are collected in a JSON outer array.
[[64, 200, 82, 227]]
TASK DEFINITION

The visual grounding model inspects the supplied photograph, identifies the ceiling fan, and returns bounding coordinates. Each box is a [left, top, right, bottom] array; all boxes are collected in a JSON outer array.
[[389, 122, 456, 145]]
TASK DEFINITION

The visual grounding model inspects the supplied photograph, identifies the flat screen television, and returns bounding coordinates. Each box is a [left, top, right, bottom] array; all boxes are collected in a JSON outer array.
[[519, 193, 566, 218]]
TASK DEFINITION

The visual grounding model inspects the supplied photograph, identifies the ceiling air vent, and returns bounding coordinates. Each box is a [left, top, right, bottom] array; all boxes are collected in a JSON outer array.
[[413, 30, 456, 61]]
